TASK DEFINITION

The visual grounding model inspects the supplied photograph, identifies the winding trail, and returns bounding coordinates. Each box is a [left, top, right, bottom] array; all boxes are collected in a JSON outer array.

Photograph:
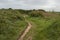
[[17, 19, 32, 40]]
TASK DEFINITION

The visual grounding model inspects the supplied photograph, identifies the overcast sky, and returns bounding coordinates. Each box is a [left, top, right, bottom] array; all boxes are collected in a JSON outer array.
[[0, 0, 60, 11]]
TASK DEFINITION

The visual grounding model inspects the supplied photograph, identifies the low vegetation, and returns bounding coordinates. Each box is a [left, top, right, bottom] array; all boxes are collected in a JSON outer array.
[[0, 9, 27, 40], [0, 8, 60, 40]]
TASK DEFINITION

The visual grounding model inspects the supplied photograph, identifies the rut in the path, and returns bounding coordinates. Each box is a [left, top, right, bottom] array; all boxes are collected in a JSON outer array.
[[17, 20, 32, 40]]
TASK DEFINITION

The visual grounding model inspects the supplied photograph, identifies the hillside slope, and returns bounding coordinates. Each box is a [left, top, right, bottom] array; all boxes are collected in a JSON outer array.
[[0, 9, 27, 40]]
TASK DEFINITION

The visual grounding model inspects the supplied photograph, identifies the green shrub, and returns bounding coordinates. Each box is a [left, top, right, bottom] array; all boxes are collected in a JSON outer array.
[[0, 9, 27, 40], [29, 11, 43, 17]]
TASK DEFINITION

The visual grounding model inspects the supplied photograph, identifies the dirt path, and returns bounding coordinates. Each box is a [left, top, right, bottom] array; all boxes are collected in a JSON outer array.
[[17, 20, 32, 40]]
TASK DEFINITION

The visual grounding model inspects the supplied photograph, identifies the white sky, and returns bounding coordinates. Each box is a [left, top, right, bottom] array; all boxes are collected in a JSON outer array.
[[0, 0, 60, 11]]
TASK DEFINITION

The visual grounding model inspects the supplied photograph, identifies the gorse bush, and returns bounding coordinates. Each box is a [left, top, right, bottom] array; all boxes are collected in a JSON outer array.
[[0, 9, 27, 40], [29, 11, 43, 17], [1, 10, 24, 20]]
